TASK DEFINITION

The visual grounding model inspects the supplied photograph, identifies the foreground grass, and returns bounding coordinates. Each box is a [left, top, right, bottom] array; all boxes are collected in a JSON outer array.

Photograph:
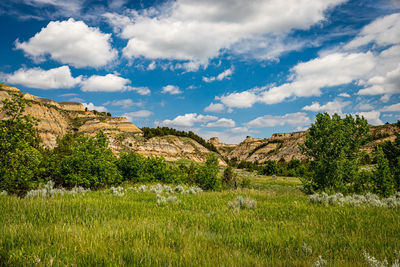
[[1, 179, 399, 266]]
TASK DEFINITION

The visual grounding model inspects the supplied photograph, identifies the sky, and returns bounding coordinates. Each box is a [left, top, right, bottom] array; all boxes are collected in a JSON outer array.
[[0, 0, 400, 144]]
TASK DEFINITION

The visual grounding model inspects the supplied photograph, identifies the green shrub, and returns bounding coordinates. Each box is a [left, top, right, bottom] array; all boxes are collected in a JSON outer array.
[[300, 113, 370, 193], [117, 152, 145, 183], [258, 161, 278, 176], [143, 157, 182, 184], [372, 147, 395, 197], [195, 154, 221, 190], [0, 92, 42, 196], [56, 132, 121, 189]]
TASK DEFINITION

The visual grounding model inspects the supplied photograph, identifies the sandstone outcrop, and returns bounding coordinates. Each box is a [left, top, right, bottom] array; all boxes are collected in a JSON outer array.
[[0, 84, 224, 165]]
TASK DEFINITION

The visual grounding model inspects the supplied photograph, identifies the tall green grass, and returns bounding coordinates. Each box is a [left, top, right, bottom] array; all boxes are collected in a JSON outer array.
[[1, 178, 399, 266]]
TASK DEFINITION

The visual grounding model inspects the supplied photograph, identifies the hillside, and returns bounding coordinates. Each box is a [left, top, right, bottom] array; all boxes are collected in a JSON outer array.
[[0, 84, 222, 164], [211, 123, 399, 163]]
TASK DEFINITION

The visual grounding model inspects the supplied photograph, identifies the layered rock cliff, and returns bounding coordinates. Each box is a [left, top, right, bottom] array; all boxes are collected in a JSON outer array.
[[211, 124, 399, 163], [0, 84, 221, 164]]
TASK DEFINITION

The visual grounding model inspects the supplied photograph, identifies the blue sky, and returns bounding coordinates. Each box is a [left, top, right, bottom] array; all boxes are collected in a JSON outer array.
[[0, 0, 399, 143]]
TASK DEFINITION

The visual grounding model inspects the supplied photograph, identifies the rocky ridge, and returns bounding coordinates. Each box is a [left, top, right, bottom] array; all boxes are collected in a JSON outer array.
[[212, 123, 399, 163], [0, 84, 221, 164]]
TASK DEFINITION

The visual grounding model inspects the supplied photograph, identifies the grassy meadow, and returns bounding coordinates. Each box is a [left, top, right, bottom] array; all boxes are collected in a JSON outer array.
[[1, 174, 399, 266]]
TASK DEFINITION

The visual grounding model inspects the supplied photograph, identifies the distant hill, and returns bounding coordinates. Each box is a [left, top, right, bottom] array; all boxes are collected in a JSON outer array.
[[209, 123, 399, 163], [0, 84, 224, 165]]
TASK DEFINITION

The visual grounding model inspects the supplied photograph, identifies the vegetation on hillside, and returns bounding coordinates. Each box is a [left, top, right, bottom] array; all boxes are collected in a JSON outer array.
[[141, 126, 219, 153]]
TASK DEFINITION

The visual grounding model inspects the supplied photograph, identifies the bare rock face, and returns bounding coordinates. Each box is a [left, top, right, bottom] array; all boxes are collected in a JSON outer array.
[[0, 85, 225, 165], [0, 86, 143, 149], [223, 124, 399, 163]]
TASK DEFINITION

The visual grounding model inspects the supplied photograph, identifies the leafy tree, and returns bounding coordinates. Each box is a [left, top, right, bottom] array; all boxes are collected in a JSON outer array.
[[0, 93, 42, 196], [117, 152, 145, 183], [222, 166, 237, 189], [300, 113, 370, 193], [381, 134, 400, 190], [195, 154, 221, 190], [373, 147, 395, 197], [258, 161, 278, 176], [56, 131, 121, 188]]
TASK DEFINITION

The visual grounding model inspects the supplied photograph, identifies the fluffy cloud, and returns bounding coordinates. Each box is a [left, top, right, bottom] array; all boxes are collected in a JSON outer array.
[[356, 111, 383, 125], [162, 85, 182, 95], [203, 67, 233, 83], [82, 102, 107, 112], [210, 13, 400, 108], [218, 91, 258, 108], [80, 74, 150, 95], [380, 103, 400, 112], [302, 99, 350, 114], [205, 118, 235, 128], [15, 18, 117, 68], [246, 112, 311, 128], [160, 113, 217, 127], [123, 110, 153, 121], [204, 103, 225, 113], [338, 92, 351, 97], [260, 52, 376, 104], [105, 0, 345, 67], [103, 99, 142, 109], [345, 13, 400, 49], [5, 66, 81, 89]]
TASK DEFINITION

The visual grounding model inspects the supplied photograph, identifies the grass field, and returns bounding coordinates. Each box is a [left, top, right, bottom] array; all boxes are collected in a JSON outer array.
[[1, 174, 399, 266]]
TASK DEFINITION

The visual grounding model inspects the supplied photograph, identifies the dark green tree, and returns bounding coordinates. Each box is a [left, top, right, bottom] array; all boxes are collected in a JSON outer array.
[[300, 113, 370, 193], [258, 161, 278, 176], [373, 147, 395, 197], [0, 93, 42, 196], [56, 131, 121, 188], [195, 154, 221, 190]]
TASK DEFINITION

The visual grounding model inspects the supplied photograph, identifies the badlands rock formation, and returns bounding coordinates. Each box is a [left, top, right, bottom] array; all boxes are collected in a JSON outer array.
[[0, 84, 220, 164]]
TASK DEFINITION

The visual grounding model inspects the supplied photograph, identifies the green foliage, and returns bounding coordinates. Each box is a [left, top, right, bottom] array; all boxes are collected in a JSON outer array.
[[0, 93, 42, 196], [300, 113, 370, 193], [258, 160, 278, 176], [56, 131, 121, 189], [141, 126, 219, 154], [142, 156, 182, 184], [116, 152, 146, 183], [222, 166, 238, 189], [195, 154, 221, 190], [373, 147, 395, 197], [381, 134, 400, 190]]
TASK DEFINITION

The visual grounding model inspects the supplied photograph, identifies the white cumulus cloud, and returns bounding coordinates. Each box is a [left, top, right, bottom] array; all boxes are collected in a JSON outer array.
[[80, 74, 150, 95], [103, 99, 142, 109], [5, 66, 81, 89], [15, 18, 117, 68], [160, 113, 217, 127], [123, 110, 153, 121], [162, 85, 182, 95], [205, 118, 235, 128], [82, 102, 108, 112], [104, 0, 345, 68], [246, 112, 311, 128], [302, 99, 350, 114], [204, 103, 225, 113], [203, 67, 234, 83]]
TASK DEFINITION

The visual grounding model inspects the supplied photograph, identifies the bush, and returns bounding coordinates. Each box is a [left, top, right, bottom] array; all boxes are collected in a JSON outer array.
[[143, 157, 182, 184], [56, 131, 121, 189], [222, 166, 237, 189], [373, 147, 395, 197], [195, 154, 221, 190], [300, 113, 370, 193], [116, 152, 145, 183], [0, 92, 42, 196], [258, 161, 278, 176]]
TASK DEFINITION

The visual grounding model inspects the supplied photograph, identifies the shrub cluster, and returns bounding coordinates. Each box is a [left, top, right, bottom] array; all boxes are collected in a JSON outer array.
[[141, 126, 219, 153], [309, 192, 400, 208], [228, 196, 257, 210], [0, 94, 223, 197], [25, 180, 90, 198]]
